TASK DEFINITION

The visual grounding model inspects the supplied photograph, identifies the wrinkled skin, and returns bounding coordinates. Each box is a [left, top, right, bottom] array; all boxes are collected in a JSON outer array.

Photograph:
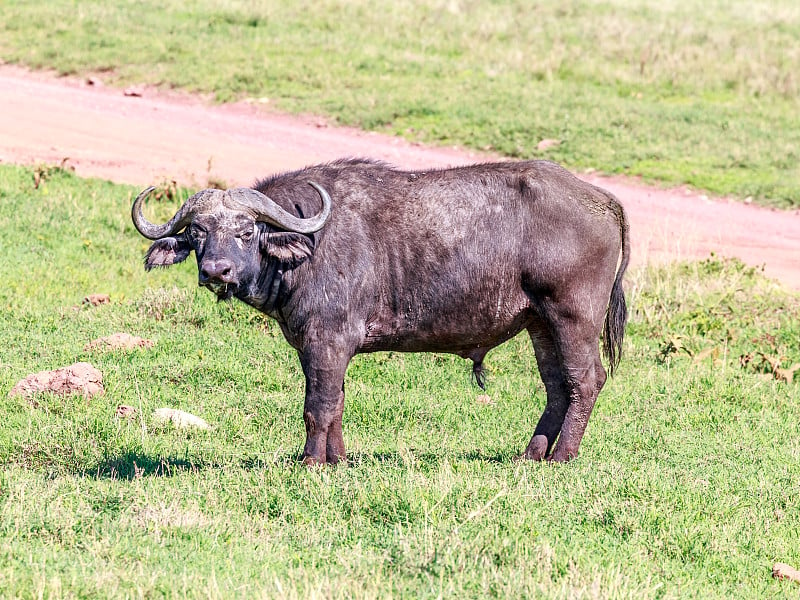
[[137, 158, 629, 465]]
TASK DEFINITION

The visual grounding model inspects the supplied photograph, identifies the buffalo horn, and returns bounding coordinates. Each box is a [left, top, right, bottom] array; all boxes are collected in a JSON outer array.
[[131, 187, 219, 240], [230, 182, 332, 234]]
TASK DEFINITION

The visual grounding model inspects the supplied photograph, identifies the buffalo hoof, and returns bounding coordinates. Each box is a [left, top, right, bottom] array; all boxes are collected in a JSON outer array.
[[518, 434, 549, 461], [301, 454, 347, 467], [301, 454, 326, 467], [326, 453, 347, 466], [549, 443, 578, 463]]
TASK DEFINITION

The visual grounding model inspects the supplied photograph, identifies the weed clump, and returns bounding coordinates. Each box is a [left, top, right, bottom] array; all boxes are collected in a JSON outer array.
[[631, 256, 800, 382]]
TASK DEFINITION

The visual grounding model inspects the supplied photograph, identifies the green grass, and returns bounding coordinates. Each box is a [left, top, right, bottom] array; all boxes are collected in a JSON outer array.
[[1, 0, 799, 207], [2, 167, 800, 598]]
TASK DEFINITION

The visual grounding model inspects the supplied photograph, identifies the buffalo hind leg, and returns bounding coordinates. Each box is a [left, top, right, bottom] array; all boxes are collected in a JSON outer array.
[[521, 323, 570, 461], [299, 345, 352, 465], [548, 319, 606, 462]]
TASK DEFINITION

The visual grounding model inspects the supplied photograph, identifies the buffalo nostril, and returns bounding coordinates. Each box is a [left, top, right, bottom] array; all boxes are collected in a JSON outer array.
[[201, 259, 236, 284]]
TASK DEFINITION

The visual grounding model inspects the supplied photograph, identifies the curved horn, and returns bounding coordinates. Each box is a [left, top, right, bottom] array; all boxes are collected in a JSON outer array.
[[131, 187, 219, 240], [230, 182, 332, 234]]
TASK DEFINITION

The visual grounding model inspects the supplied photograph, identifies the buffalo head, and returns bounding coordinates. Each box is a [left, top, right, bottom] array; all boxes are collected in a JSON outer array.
[[131, 183, 331, 305]]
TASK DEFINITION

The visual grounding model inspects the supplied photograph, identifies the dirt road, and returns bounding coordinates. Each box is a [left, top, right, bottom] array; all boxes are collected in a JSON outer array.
[[2, 64, 799, 289]]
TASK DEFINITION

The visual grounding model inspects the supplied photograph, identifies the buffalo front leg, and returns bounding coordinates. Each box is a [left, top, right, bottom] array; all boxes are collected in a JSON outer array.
[[299, 345, 352, 466]]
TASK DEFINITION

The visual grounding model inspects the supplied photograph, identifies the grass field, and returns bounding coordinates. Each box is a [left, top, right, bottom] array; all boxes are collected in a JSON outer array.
[[1, 0, 799, 207], [1, 164, 800, 597]]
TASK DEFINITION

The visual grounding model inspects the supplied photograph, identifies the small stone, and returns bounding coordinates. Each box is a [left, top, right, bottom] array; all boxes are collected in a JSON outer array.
[[773, 562, 800, 584], [116, 405, 137, 418], [536, 139, 561, 151], [83, 294, 110, 306], [153, 408, 210, 429]]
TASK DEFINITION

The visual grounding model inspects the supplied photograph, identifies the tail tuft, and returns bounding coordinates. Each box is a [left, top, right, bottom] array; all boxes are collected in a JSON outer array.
[[603, 201, 630, 375]]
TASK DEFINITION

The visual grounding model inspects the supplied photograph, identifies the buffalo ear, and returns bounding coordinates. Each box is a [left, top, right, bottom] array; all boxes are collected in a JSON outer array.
[[144, 237, 192, 271], [261, 232, 314, 268]]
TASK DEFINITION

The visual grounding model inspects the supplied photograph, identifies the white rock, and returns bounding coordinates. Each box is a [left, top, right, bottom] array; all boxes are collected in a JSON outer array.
[[153, 408, 210, 429]]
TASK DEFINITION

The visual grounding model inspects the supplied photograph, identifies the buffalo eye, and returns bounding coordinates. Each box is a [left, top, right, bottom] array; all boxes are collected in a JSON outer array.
[[189, 224, 207, 245], [238, 228, 254, 242]]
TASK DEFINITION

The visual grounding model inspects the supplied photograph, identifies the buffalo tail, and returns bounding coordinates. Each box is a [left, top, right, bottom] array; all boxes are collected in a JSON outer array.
[[603, 202, 630, 376]]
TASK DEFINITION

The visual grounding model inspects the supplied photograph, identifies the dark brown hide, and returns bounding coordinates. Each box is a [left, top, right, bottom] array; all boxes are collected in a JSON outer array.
[[133, 159, 629, 464]]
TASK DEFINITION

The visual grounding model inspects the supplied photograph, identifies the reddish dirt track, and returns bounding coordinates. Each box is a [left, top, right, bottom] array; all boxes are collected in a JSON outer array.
[[2, 64, 799, 289]]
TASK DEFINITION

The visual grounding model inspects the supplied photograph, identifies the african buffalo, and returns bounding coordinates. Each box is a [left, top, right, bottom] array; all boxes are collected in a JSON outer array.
[[132, 158, 629, 464]]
